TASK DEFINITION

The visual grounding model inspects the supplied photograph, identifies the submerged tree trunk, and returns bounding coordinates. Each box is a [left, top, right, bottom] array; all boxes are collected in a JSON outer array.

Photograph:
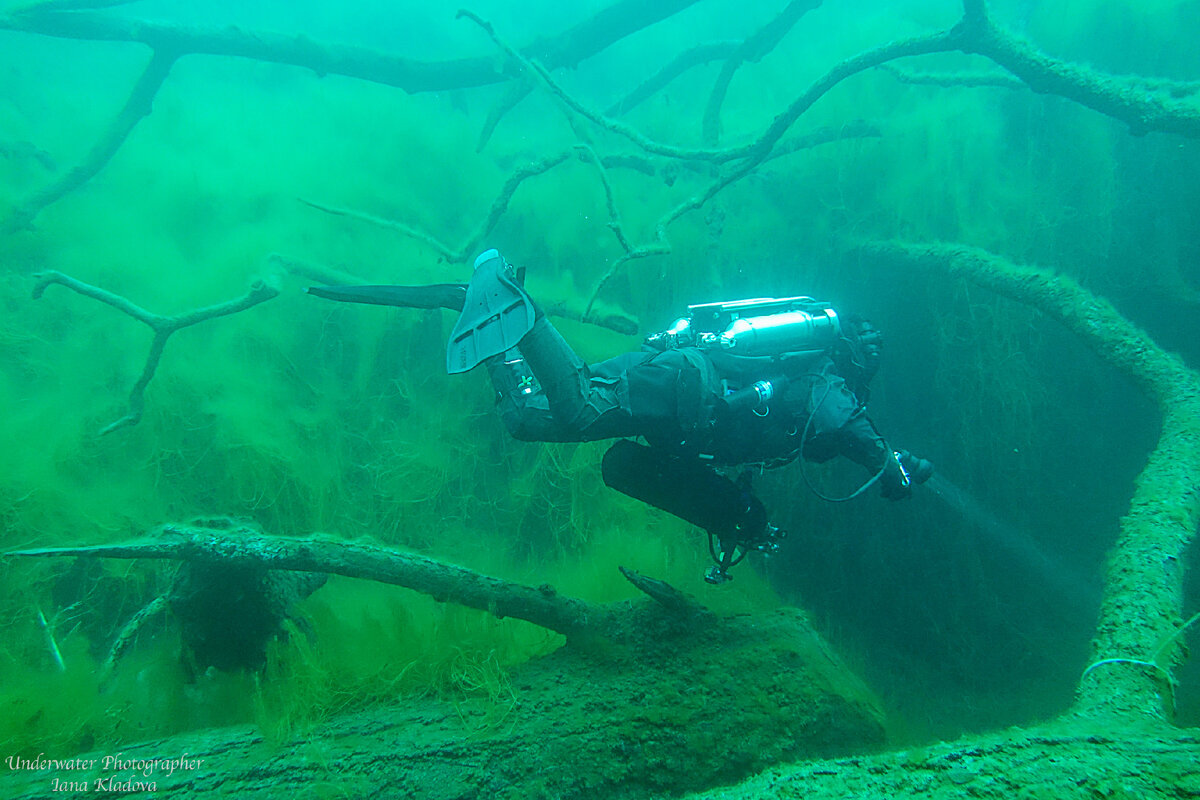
[[3, 525, 887, 800], [0, 611, 886, 799], [681, 720, 1200, 800]]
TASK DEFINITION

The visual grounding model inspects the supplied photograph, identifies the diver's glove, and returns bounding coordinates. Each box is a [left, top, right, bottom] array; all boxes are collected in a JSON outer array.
[[880, 450, 934, 500]]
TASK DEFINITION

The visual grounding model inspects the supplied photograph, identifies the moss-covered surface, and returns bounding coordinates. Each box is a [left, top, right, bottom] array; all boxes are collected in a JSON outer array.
[[0, 606, 886, 800], [684, 718, 1200, 800], [861, 241, 1200, 722]]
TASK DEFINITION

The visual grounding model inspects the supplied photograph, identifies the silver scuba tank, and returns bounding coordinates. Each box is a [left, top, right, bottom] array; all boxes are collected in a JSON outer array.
[[715, 307, 839, 355], [646, 296, 841, 357]]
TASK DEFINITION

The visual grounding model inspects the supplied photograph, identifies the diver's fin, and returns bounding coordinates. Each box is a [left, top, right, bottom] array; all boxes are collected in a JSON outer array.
[[306, 284, 466, 311], [446, 249, 536, 374]]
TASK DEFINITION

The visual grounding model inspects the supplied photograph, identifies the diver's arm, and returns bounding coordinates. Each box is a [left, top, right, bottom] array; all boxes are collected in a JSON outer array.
[[828, 409, 935, 500]]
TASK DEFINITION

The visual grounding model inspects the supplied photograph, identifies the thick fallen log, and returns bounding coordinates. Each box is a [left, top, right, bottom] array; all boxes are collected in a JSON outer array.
[[2, 521, 887, 799], [0, 604, 886, 799], [860, 241, 1200, 723], [681, 720, 1200, 800], [6, 521, 636, 641]]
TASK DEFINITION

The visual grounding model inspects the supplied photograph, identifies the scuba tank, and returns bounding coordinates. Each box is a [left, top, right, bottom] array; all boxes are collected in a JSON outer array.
[[644, 296, 841, 418], [645, 296, 841, 357]]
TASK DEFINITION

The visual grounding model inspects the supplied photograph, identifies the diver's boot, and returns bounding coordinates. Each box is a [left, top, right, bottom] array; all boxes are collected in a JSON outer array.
[[446, 249, 538, 374], [307, 283, 467, 311]]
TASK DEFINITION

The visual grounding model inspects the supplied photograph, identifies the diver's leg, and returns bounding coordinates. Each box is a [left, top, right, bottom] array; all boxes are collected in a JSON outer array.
[[486, 351, 584, 442], [514, 316, 590, 426], [514, 315, 639, 437], [447, 249, 636, 438]]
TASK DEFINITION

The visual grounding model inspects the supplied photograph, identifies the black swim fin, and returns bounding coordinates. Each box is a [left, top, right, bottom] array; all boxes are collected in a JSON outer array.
[[446, 249, 536, 374], [306, 284, 466, 311]]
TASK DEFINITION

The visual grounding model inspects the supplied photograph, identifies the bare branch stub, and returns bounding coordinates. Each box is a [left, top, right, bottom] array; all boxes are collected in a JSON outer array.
[[271, 250, 640, 336], [619, 565, 712, 620], [32, 271, 280, 434], [476, 78, 535, 152]]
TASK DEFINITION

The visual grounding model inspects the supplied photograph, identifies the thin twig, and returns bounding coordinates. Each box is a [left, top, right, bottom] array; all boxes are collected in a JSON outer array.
[[302, 148, 574, 266], [35, 605, 66, 672], [582, 122, 882, 314], [298, 199, 459, 262]]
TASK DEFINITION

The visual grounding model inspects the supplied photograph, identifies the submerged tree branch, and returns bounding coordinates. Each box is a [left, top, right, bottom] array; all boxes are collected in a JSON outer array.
[[32, 271, 280, 434], [270, 251, 640, 336], [862, 240, 1200, 723], [957, 16, 1200, 137], [701, 0, 821, 145], [0, 0, 702, 231], [605, 41, 740, 118], [458, 2, 1196, 309], [5, 521, 713, 641], [1, 49, 176, 233], [0, 0, 702, 93]]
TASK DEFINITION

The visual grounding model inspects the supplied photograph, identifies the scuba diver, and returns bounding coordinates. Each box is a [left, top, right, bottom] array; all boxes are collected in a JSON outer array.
[[310, 249, 932, 584]]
